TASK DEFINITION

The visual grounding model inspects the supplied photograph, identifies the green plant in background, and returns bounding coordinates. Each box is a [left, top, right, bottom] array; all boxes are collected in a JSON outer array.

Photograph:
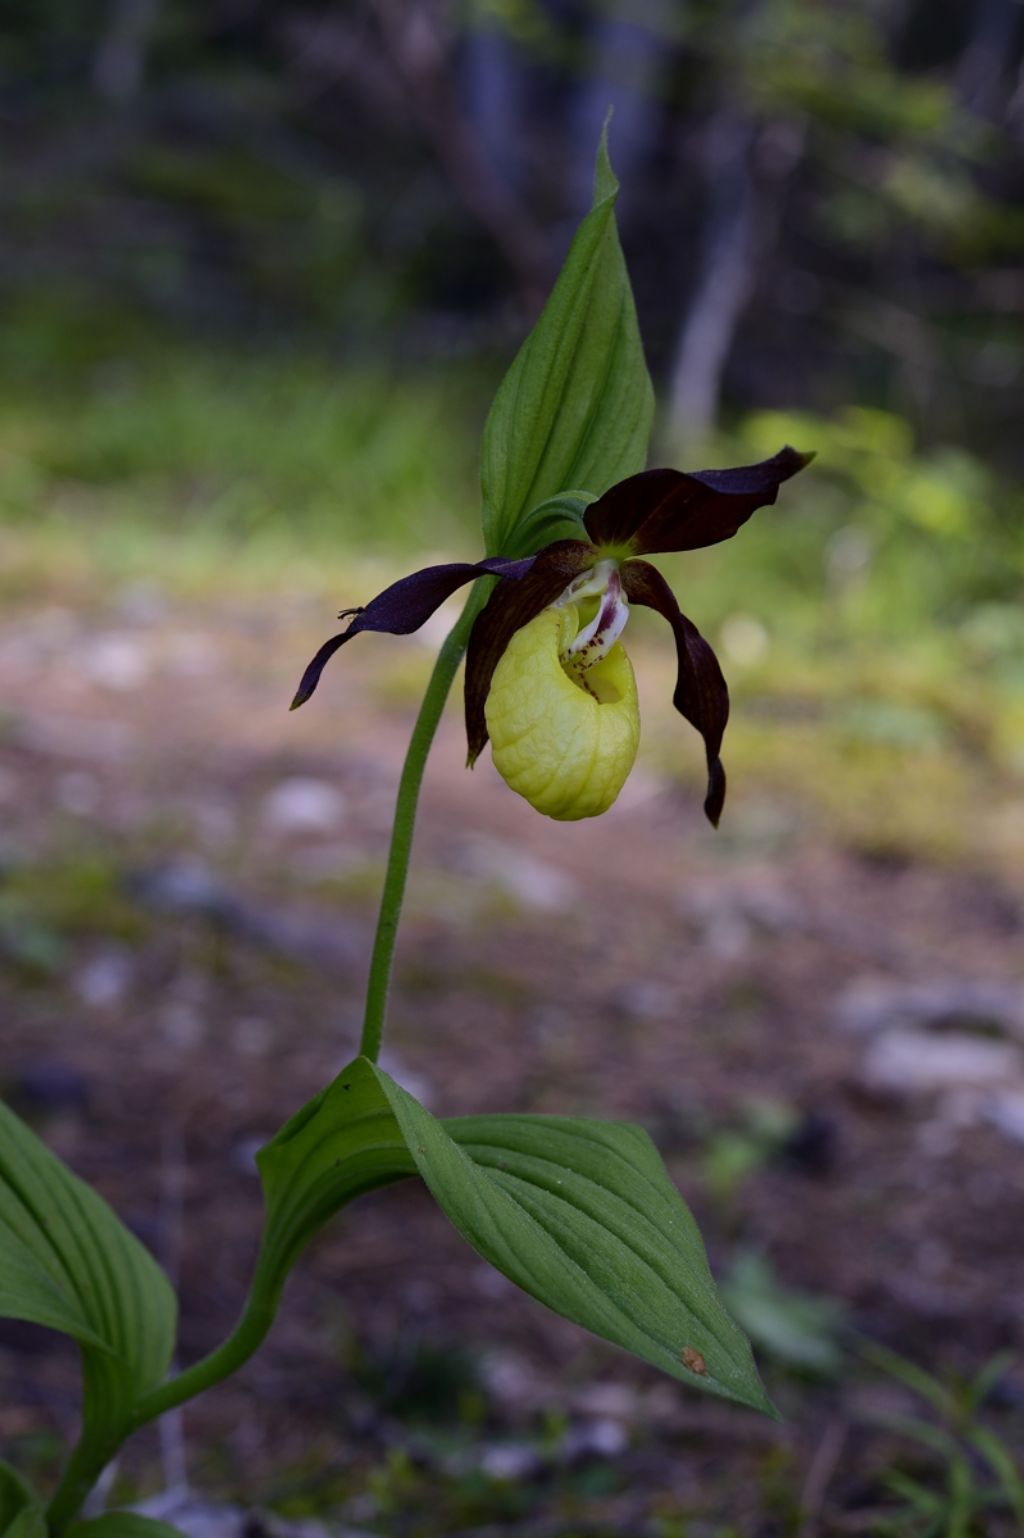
[[721, 1252, 845, 1381], [863, 1344, 1024, 1538], [0, 129, 810, 1538]]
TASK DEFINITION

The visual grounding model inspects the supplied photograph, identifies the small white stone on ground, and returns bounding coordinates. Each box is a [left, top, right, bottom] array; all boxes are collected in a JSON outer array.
[[80, 633, 150, 691], [454, 835, 577, 911], [835, 975, 1024, 1039], [860, 1028, 1020, 1095], [75, 948, 134, 1008], [262, 777, 346, 835], [984, 1089, 1024, 1144]]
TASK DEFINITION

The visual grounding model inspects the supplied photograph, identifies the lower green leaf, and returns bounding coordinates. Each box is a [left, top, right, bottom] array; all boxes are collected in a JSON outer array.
[[0, 1462, 46, 1538], [0, 1230, 112, 1352], [0, 1102, 177, 1447], [253, 1058, 770, 1413], [375, 1071, 772, 1414], [69, 1515, 187, 1538]]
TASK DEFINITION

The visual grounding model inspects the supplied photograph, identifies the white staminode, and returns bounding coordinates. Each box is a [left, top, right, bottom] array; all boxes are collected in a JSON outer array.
[[553, 559, 629, 674]]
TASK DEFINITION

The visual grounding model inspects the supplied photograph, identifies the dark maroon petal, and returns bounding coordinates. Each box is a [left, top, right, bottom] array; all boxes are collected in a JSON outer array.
[[290, 555, 534, 709], [584, 447, 813, 555], [465, 540, 596, 764], [291, 631, 352, 711], [623, 559, 730, 827]]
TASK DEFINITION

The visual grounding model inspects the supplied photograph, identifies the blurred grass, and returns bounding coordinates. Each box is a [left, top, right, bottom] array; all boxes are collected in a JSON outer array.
[[0, 301, 483, 596], [2, 305, 1022, 868]]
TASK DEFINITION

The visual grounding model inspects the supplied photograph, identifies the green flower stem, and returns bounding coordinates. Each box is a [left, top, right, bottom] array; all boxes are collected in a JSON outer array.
[[358, 580, 490, 1062]]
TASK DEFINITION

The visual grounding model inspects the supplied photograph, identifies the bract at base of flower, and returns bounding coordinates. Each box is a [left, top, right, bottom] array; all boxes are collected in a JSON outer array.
[[485, 608, 640, 821]]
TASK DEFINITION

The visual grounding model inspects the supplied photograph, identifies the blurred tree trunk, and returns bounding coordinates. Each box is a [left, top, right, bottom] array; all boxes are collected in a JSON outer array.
[[566, 0, 676, 218], [94, 0, 162, 104], [956, 0, 1022, 116], [373, 0, 549, 310], [667, 111, 804, 448], [666, 108, 755, 448], [461, 18, 528, 196]]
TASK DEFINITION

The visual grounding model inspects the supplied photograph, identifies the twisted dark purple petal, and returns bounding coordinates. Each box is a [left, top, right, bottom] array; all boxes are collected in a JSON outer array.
[[291, 555, 535, 709], [465, 539, 597, 764], [622, 559, 730, 827], [584, 447, 813, 555]]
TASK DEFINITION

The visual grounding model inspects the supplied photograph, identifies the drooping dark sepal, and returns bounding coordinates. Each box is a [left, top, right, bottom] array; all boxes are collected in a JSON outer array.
[[464, 540, 596, 764], [622, 560, 730, 827], [584, 447, 813, 556], [290, 555, 535, 709]]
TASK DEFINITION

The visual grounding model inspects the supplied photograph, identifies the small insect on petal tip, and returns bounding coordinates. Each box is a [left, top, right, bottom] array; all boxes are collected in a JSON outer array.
[[681, 1346, 707, 1375]]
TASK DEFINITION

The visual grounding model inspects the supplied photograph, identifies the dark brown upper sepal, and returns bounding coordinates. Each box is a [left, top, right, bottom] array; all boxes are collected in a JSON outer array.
[[585, 447, 813, 556]]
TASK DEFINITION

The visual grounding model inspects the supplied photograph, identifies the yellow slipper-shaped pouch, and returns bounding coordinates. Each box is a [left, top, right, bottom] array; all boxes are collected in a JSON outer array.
[[485, 606, 640, 821]]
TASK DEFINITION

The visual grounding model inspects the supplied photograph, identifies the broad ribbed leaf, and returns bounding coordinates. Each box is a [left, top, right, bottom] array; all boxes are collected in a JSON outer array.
[[0, 1228, 111, 1350], [252, 1058, 768, 1411], [69, 1515, 187, 1538], [0, 1461, 46, 1538], [373, 1071, 771, 1414], [481, 123, 653, 557], [0, 1102, 176, 1448]]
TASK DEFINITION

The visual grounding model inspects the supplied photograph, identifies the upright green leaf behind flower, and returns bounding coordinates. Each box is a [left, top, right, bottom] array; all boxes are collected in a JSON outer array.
[[481, 119, 653, 558]]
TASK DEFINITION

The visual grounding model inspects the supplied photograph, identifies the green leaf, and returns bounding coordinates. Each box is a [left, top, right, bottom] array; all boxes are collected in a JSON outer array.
[[68, 1515, 188, 1538], [0, 1227, 112, 1351], [720, 1251, 845, 1378], [511, 490, 595, 555], [253, 1057, 415, 1300], [963, 1349, 1016, 1415], [969, 1425, 1024, 1523], [481, 121, 653, 557], [861, 1340, 952, 1416], [0, 1101, 177, 1448], [0, 1461, 46, 1538], [376, 1075, 771, 1414], [251, 1058, 768, 1412]]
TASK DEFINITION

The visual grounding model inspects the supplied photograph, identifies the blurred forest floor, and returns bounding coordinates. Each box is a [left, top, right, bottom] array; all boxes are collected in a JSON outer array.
[[1, 337, 1024, 1536]]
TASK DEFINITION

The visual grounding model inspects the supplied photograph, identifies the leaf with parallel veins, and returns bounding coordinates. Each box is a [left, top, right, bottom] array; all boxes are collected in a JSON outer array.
[[251, 1059, 771, 1415]]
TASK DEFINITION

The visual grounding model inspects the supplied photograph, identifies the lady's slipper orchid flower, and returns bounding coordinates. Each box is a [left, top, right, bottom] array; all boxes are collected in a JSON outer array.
[[292, 447, 811, 824]]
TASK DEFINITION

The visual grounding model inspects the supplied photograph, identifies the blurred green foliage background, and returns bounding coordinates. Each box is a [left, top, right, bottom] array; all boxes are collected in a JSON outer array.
[[3, 8, 1024, 1531]]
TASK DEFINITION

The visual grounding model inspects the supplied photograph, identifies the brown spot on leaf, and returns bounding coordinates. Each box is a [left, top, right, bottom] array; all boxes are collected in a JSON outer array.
[[681, 1347, 707, 1375]]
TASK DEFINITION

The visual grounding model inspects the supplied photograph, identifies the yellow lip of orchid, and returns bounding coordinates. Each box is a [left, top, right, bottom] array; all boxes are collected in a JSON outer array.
[[485, 599, 640, 821]]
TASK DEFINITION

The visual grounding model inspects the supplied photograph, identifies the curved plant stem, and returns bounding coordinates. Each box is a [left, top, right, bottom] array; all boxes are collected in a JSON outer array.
[[358, 581, 489, 1062], [130, 1299, 279, 1429]]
